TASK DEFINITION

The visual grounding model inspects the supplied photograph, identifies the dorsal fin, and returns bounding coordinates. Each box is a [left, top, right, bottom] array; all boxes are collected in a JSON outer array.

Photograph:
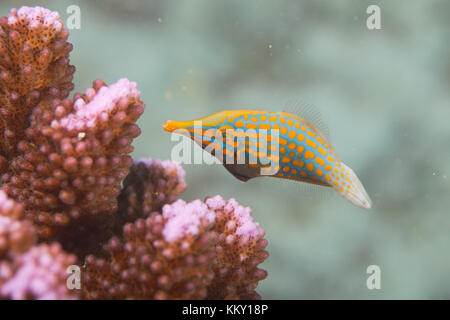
[[283, 98, 331, 142]]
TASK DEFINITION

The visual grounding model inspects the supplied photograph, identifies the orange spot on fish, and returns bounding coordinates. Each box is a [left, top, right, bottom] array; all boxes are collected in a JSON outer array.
[[235, 120, 244, 128], [306, 139, 317, 149], [304, 150, 315, 159], [315, 157, 325, 166], [292, 159, 304, 168], [317, 147, 327, 156], [259, 123, 271, 130], [282, 156, 290, 163]]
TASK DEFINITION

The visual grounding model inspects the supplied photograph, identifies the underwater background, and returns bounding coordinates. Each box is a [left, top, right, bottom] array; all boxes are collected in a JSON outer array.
[[2, 0, 449, 299]]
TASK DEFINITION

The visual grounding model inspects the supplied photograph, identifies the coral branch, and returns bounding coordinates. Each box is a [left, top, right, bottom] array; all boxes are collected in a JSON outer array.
[[82, 197, 268, 300], [0, 243, 78, 300], [0, 7, 74, 162], [204, 196, 269, 299], [2, 78, 145, 243], [83, 200, 217, 299], [0, 191, 78, 299], [114, 158, 187, 233]]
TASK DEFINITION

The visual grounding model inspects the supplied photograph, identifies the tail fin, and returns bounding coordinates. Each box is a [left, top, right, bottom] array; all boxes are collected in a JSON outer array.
[[336, 163, 372, 210]]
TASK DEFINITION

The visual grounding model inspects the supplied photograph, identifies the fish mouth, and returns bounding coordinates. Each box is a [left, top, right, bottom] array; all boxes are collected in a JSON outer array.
[[163, 120, 197, 135], [163, 120, 178, 132], [163, 118, 214, 133]]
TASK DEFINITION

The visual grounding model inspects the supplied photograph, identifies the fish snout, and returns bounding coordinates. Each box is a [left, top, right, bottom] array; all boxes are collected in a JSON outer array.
[[163, 120, 178, 132]]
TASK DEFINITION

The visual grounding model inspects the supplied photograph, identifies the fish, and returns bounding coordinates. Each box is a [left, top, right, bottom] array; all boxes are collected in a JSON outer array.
[[163, 110, 372, 209]]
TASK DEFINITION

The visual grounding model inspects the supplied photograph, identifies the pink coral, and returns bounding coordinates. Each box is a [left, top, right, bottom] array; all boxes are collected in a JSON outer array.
[[205, 196, 268, 299], [82, 198, 268, 300], [162, 199, 215, 242], [0, 191, 78, 300], [0, 243, 77, 300], [2, 78, 144, 242], [0, 216, 35, 259], [114, 158, 186, 233], [0, 5, 269, 300], [0, 190, 33, 258], [0, 6, 145, 244], [0, 6, 74, 165], [0, 189, 23, 219], [83, 200, 217, 299]]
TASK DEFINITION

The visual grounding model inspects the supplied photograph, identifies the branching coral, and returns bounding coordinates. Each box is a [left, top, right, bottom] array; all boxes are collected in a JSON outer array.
[[83, 200, 217, 299], [1, 78, 144, 255], [204, 196, 269, 299], [0, 191, 78, 299], [114, 158, 187, 234], [82, 197, 268, 300], [0, 191, 34, 258], [0, 6, 145, 252], [0, 7, 74, 167], [0, 6, 269, 300]]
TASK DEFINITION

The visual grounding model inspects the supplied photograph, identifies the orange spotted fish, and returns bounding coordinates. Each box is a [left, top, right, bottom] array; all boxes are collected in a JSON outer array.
[[163, 110, 372, 209]]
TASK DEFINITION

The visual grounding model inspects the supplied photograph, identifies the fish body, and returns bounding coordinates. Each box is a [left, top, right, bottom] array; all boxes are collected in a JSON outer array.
[[163, 110, 372, 209]]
